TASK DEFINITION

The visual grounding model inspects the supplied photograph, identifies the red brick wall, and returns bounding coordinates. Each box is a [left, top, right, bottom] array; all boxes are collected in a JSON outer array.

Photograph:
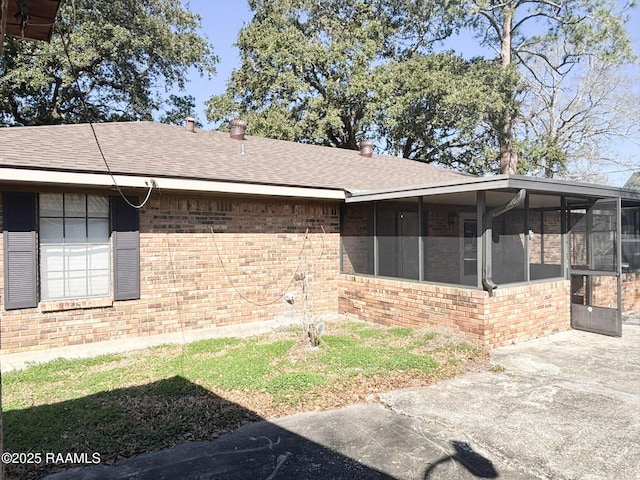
[[483, 281, 571, 346], [529, 210, 562, 265], [588, 273, 640, 313], [0, 192, 340, 353], [3, 188, 636, 355], [338, 275, 571, 348], [622, 273, 640, 314], [338, 274, 487, 343]]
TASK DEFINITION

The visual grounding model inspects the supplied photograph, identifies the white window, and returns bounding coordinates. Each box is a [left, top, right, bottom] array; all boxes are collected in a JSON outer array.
[[39, 194, 111, 300]]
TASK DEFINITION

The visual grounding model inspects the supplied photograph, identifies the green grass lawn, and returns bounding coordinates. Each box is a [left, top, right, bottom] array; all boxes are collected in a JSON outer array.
[[1, 321, 486, 480]]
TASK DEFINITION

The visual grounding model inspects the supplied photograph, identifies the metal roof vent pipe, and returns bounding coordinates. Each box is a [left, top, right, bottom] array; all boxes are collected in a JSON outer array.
[[360, 139, 374, 157], [185, 117, 196, 133], [230, 119, 247, 140]]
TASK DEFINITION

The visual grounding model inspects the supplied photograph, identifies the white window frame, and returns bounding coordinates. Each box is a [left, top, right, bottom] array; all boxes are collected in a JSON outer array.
[[38, 193, 112, 301]]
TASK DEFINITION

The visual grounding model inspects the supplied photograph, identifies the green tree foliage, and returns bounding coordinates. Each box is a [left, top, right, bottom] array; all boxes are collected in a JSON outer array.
[[208, 0, 393, 149], [375, 53, 520, 175], [0, 0, 217, 126], [207, 0, 511, 173], [209, 0, 635, 177]]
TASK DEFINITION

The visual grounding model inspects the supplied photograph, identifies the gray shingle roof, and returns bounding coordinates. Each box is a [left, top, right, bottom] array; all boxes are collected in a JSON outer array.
[[0, 122, 469, 192]]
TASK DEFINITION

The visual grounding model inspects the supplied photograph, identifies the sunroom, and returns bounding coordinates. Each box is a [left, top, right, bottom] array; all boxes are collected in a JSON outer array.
[[339, 175, 640, 347]]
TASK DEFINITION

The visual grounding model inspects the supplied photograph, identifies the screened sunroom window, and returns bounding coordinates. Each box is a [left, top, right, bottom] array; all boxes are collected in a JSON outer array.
[[622, 206, 640, 271], [39, 193, 111, 300]]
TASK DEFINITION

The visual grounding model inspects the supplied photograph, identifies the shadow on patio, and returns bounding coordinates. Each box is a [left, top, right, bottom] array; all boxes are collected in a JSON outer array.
[[4, 375, 501, 480]]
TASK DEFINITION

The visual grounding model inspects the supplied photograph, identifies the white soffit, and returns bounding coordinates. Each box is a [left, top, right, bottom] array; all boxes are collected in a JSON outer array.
[[0, 168, 346, 200]]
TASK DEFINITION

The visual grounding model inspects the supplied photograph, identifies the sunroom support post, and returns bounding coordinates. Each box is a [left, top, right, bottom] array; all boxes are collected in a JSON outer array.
[[477, 191, 486, 289], [418, 197, 424, 281], [561, 196, 568, 278], [540, 209, 545, 265], [524, 195, 530, 282], [373, 201, 379, 277], [586, 203, 593, 305], [339, 202, 344, 272], [616, 196, 623, 317]]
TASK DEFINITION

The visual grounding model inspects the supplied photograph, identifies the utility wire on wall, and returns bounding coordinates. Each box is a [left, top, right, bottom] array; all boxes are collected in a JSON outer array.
[[307, 225, 326, 259], [210, 226, 327, 307], [57, 25, 154, 210]]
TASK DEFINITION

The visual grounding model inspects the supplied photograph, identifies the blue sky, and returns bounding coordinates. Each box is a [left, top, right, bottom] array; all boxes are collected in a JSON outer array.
[[183, 1, 251, 123], [182, 1, 640, 185]]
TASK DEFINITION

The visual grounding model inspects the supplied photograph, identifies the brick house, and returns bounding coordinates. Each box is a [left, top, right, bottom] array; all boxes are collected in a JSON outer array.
[[1, 121, 639, 355]]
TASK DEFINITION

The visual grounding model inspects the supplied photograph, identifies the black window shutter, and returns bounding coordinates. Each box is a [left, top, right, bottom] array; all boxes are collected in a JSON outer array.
[[3, 192, 37, 310], [111, 196, 140, 301]]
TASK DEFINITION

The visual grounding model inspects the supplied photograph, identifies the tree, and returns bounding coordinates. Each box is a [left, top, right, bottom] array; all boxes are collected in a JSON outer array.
[[207, 0, 514, 174], [518, 50, 640, 181], [462, 0, 636, 173], [375, 53, 520, 175], [207, 0, 393, 149], [210, 0, 635, 179], [0, 0, 217, 126]]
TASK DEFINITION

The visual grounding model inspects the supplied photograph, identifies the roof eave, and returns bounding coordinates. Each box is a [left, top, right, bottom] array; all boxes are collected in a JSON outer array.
[[345, 174, 640, 203], [4, 0, 63, 42], [0, 167, 346, 201]]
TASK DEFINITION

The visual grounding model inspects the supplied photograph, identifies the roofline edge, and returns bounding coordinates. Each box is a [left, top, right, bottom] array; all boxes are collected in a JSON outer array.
[[345, 174, 640, 203], [0, 168, 346, 201]]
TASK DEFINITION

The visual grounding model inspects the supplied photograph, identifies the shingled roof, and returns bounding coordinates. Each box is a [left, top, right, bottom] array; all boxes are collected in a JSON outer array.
[[0, 122, 469, 193]]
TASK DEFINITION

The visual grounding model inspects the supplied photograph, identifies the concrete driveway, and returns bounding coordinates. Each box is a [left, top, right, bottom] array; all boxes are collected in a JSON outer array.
[[46, 325, 640, 480], [381, 324, 640, 480]]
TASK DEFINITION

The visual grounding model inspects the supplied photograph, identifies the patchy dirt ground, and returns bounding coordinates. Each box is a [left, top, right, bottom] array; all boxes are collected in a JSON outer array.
[[4, 322, 489, 480], [218, 325, 490, 420]]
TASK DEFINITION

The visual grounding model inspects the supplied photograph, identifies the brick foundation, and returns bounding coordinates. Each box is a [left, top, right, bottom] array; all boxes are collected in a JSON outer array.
[[1, 192, 341, 353], [338, 275, 571, 348], [482, 281, 571, 346]]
